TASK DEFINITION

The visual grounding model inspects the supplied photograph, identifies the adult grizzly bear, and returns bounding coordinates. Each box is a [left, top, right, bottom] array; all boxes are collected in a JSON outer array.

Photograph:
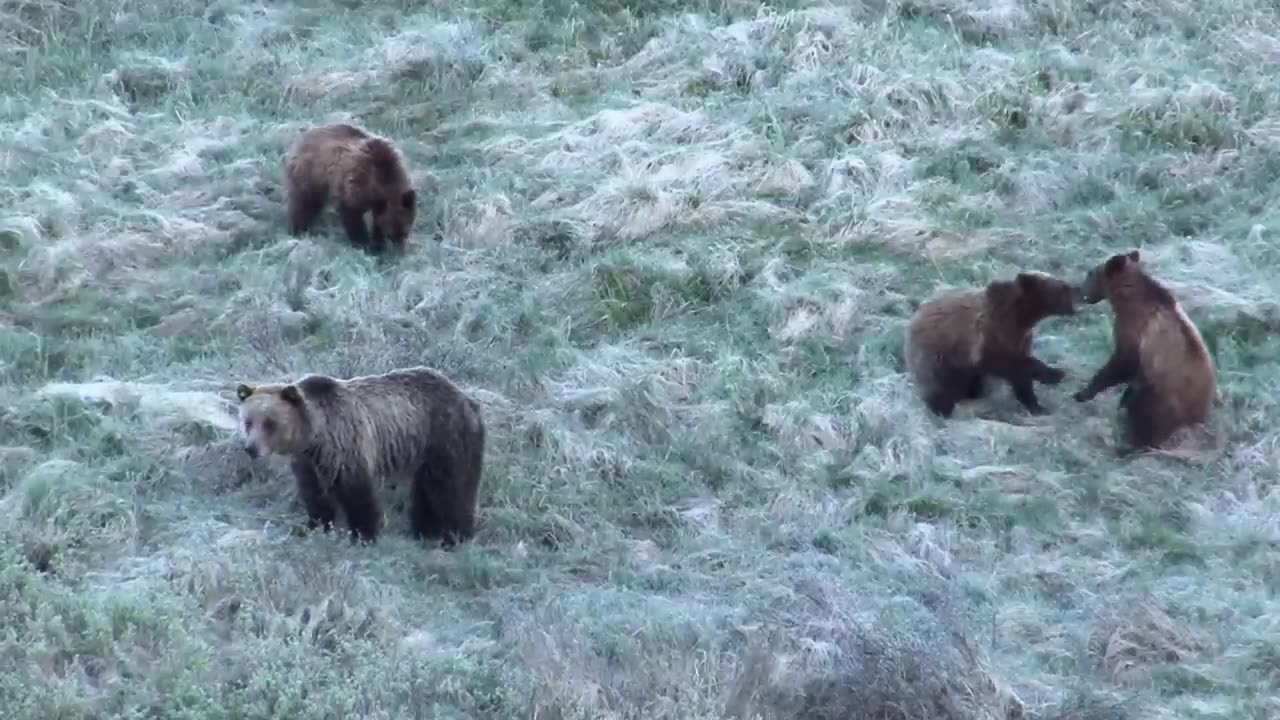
[[284, 122, 417, 254], [1071, 249, 1216, 449], [236, 366, 484, 547], [905, 270, 1077, 417]]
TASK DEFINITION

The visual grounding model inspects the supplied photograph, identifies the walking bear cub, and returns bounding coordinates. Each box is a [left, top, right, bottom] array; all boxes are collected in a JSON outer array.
[[1072, 250, 1216, 449], [284, 122, 417, 254], [236, 366, 485, 548], [906, 270, 1077, 417]]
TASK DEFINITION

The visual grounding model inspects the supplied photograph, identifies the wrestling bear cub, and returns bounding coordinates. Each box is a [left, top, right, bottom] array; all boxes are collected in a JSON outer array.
[[284, 122, 417, 255], [906, 270, 1077, 417], [1071, 249, 1217, 449], [237, 366, 485, 548]]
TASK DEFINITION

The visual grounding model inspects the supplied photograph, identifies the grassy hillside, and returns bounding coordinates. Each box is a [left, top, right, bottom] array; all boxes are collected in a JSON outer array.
[[2, 0, 1279, 717]]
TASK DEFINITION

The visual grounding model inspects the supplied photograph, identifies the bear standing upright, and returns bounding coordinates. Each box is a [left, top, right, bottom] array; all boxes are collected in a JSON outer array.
[[236, 366, 484, 547], [905, 270, 1077, 417], [284, 122, 417, 254], [1071, 249, 1216, 449]]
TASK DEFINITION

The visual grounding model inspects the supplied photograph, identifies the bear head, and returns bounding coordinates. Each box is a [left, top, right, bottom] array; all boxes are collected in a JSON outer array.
[[988, 270, 1077, 322], [236, 382, 312, 459], [1076, 249, 1141, 305], [371, 188, 416, 251]]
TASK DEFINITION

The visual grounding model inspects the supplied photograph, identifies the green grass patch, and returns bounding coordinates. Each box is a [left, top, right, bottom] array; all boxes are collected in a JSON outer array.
[[1, 0, 1278, 716]]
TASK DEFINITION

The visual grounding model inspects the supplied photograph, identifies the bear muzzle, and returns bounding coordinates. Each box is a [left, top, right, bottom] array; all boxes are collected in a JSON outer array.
[[243, 443, 260, 459]]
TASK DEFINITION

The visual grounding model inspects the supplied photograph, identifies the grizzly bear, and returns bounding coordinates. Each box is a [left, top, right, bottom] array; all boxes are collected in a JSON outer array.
[[1071, 249, 1216, 449], [905, 270, 1077, 417], [236, 366, 484, 547], [284, 122, 417, 254]]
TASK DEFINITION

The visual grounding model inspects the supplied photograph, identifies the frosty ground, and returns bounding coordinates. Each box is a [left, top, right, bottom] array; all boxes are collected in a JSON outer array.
[[2, 0, 1279, 718]]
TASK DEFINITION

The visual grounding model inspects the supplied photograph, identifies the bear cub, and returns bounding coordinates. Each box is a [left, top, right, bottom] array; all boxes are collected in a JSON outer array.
[[906, 270, 1078, 417], [1072, 249, 1216, 450], [284, 122, 417, 255], [237, 366, 485, 547]]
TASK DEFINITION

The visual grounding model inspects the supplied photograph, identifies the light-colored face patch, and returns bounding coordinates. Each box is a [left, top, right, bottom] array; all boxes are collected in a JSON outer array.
[[238, 390, 309, 459]]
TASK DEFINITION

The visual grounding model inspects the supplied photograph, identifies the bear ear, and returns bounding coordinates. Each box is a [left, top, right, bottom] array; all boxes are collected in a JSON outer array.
[[280, 385, 304, 405], [401, 189, 416, 210], [237, 383, 254, 402], [1127, 249, 1140, 263], [1103, 253, 1130, 276], [1014, 272, 1039, 291], [370, 197, 388, 215]]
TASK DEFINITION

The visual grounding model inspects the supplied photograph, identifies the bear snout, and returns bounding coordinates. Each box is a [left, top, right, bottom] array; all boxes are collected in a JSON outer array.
[[243, 443, 259, 459]]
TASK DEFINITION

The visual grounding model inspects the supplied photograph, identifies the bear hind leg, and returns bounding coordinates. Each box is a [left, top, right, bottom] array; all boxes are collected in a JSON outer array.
[[923, 388, 960, 417], [411, 447, 476, 548], [1123, 385, 1177, 450], [921, 360, 976, 417], [409, 471, 443, 542]]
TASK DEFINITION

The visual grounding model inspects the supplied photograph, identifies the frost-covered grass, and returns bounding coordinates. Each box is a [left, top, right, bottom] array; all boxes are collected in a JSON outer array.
[[2, 0, 1280, 717]]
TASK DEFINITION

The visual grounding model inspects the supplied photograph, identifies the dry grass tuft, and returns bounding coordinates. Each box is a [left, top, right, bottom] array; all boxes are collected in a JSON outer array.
[[0, 0, 80, 52], [901, 0, 1031, 44], [734, 612, 1026, 720], [35, 379, 236, 433], [493, 100, 792, 247], [285, 20, 489, 104], [101, 54, 188, 102], [1089, 600, 1216, 687]]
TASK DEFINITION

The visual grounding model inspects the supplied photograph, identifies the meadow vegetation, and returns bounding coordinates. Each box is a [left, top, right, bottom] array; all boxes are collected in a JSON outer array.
[[3, 0, 1280, 717]]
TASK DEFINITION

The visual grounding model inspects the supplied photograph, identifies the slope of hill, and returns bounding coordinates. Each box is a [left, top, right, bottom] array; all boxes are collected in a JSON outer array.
[[2, 0, 1279, 717]]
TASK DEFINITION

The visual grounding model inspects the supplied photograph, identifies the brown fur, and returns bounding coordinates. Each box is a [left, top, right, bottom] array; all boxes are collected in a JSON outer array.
[[236, 366, 484, 547], [1072, 250, 1216, 450], [284, 123, 417, 254], [905, 271, 1077, 417]]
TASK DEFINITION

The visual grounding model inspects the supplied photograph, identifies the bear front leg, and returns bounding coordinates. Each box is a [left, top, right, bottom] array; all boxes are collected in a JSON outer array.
[[337, 205, 373, 248], [335, 469, 382, 543], [986, 353, 1048, 415], [1118, 384, 1134, 408], [369, 223, 388, 255], [291, 459, 336, 533], [287, 188, 325, 237], [965, 373, 987, 400], [1024, 356, 1066, 385], [1073, 350, 1138, 403], [1009, 374, 1048, 415]]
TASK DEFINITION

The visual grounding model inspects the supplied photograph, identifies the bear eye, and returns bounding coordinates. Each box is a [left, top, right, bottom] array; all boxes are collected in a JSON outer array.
[[263, 418, 277, 434]]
